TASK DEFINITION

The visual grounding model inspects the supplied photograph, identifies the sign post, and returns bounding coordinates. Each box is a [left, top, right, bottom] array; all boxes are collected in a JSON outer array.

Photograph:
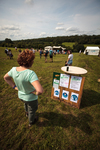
[[51, 66, 87, 109]]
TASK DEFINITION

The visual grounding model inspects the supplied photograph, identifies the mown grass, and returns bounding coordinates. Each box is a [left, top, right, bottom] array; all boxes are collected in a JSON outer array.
[[0, 47, 100, 150], [62, 42, 100, 49], [62, 42, 75, 48]]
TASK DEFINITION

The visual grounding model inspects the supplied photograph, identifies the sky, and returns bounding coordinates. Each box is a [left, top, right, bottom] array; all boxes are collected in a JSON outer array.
[[0, 0, 100, 41]]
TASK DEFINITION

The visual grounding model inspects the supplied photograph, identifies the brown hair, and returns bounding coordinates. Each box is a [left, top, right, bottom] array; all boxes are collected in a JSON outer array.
[[17, 49, 35, 68]]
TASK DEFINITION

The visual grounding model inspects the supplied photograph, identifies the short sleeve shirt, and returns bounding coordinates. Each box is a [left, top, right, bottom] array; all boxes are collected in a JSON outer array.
[[8, 67, 38, 101], [68, 54, 73, 60]]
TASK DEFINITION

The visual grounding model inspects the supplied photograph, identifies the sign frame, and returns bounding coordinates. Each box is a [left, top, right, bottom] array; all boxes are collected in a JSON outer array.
[[51, 72, 85, 109]]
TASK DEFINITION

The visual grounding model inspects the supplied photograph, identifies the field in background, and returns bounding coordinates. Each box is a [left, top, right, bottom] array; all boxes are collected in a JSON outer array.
[[62, 42, 75, 48], [0, 47, 100, 150], [62, 42, 100, 49]]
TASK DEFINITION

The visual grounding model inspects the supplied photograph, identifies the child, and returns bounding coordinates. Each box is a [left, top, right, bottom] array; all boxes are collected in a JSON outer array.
[[8, 49, 13, 59]]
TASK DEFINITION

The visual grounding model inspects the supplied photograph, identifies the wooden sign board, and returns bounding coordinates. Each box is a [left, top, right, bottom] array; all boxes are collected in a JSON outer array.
[[51, 72, 85, 109]]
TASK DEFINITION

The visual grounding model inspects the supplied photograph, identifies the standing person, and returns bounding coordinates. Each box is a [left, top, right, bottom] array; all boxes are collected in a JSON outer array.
[[79, 50, 81, 55], [65, 50, 73, 66], [5, 48, 9, 58], [49, 49, 53, 62], [15, 47, 17, 51], [39, 48, 42, 59], [5, 47, 8, 55], [31, 48, 35, 54], [44, 50, 48, 63], [18, 49, 22, 53], [8, 49, 13, 59], [57, 49, 59, 54], [4, 49, 43, 127], [54, 50, 56, 56]]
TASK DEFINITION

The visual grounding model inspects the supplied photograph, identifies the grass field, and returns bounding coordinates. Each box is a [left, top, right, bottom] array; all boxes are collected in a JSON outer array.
[[62, 42, 100, 49], [62, 42, 75, 48], [0, 47, 100, 150]]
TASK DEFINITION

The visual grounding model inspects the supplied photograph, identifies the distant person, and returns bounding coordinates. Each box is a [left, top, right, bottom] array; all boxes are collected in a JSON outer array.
[[4, 49, 43, 127], [57, 49, 59, 54], [86, 50, 88, 55], [54, 50, 56, 55], [8, 49, 13, 59], [44, 50, 48, 63], [79, 50, 81, 55], [18, 49, 22, 53], [49, 49, 53, 62], [5, 48, 8, 54], [65, 50, 73, 66], [39, 48, 42, 59], [31, 48, 35, 54], [15, 47, 17, 51], [5, 48, 8, 55]]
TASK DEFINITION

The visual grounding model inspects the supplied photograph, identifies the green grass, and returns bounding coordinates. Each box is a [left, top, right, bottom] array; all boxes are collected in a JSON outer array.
[[0, 47, 100, 150], [62, 42, 100, 49], [62, 42, 75, 48]]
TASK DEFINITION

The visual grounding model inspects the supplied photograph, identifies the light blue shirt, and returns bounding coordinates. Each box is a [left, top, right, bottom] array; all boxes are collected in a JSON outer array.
[[8, 67, 38, 101]]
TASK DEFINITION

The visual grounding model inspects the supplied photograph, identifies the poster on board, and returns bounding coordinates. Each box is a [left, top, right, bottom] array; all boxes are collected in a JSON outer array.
[[52, 72, 60, 89], [62, 90, 69, 100], [60, 74, 70, 88], [70, 76, 82, 91], [70, 92, 79, 103], [54, 88, 60, 98], [53, 79, 59, 89]]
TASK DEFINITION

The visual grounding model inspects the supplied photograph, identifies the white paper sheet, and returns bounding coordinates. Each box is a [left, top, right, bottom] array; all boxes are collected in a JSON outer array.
[[70, 76, 82, 91], [60, 74, 70, 88], [53, 79, 59, 89]]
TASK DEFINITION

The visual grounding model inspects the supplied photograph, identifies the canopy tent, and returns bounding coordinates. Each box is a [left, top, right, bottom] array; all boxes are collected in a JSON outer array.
[[44, 46, 66, 51], [53, 46, 66, 51], [84, 46, 100, 55], [44, 46, 53, 51]]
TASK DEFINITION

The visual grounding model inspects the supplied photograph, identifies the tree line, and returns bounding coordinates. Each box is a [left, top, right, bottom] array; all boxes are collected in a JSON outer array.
[[0, 34, 100, 52]]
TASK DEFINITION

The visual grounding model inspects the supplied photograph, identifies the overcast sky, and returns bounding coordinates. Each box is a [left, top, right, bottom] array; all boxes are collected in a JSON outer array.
[[0, 0, 100, 41]]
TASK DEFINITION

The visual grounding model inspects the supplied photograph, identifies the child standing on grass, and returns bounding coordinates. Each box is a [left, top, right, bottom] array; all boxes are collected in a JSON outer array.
[[65, 50, 73, 66], [4, 49, 43, 127], [8, 49, 13, 59]]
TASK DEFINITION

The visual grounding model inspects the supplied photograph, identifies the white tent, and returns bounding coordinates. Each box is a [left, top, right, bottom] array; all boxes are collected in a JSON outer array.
[[53, 46, 66, 51], [53, 46, 61, 49], [84, 46, 100, 55], [44, 46, 53, 51]]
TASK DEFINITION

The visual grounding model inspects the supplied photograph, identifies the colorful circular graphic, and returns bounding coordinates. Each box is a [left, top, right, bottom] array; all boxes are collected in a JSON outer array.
[[71, 95, 78, 101], [55, 90, 59, 95], [63, 92, 68, 98]]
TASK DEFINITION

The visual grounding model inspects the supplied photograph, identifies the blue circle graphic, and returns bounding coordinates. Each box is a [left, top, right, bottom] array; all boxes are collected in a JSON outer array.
[[63, 92, 68, 98], [55, 90, 59, 95], [71, 95, 78, 101]]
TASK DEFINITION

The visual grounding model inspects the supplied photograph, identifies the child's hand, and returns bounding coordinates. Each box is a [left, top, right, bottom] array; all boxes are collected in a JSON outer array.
[[15, 87, 18, 91], [31, 90, 36, 95]]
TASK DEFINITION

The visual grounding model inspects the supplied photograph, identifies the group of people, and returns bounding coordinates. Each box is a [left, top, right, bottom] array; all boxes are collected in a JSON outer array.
[[4, 48, 73, 127], [39, 48, 53, 63], [5, 48, 13, 59]]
